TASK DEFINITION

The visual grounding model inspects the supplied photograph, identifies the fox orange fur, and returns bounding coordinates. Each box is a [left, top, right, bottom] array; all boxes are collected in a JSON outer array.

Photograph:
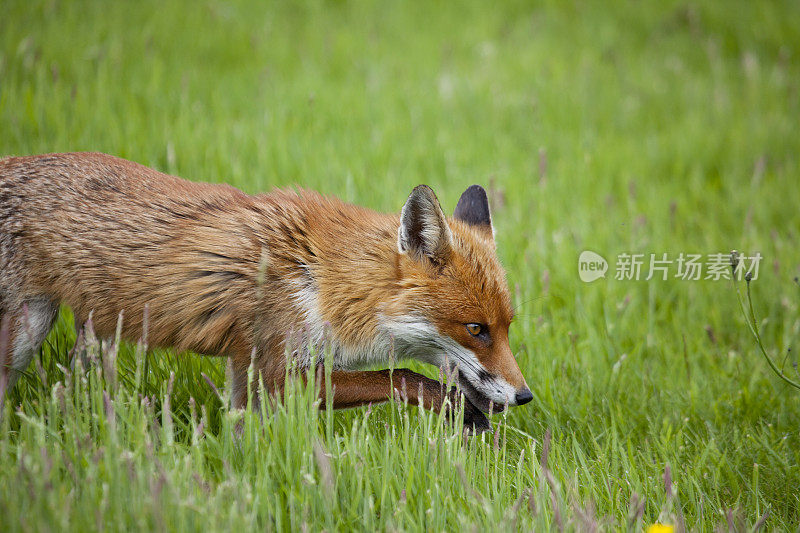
[[0, 152, 531, 431]]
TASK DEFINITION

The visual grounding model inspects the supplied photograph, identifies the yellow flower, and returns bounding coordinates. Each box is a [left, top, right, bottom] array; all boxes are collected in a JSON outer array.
[[646, 525, 674, 533]]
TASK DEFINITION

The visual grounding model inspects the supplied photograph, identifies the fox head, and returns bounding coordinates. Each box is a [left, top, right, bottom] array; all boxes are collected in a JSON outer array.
[[382, 184, 532, 413]]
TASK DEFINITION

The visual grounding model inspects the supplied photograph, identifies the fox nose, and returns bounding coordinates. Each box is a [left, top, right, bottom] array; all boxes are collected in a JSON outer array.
[[515, 387, 533, 406]]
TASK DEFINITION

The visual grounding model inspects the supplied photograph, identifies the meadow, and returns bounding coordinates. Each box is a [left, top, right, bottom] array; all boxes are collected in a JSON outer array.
[[1, 0, 799, 530]]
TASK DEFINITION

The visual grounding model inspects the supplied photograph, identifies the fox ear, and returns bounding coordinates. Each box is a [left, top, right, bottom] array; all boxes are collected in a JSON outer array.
[[398, 185, 453, 264], [454, 185, 494, 243]]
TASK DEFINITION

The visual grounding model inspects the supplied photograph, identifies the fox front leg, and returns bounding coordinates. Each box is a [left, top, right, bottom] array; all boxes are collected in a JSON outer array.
[[319, 368, 491, 434]]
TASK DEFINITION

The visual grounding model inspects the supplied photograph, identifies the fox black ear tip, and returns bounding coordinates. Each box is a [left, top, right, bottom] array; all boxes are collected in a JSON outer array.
[[465, 184, 487, 195], [454, 185, 492, 228]]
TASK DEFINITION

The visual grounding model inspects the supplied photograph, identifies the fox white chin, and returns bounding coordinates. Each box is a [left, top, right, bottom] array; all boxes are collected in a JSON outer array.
[[443, 357, 523, 413], [454, 372, 509, 413]]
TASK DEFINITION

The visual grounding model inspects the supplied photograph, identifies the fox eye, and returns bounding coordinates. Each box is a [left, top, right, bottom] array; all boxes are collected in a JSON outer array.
[[466, 323, 485, 337]]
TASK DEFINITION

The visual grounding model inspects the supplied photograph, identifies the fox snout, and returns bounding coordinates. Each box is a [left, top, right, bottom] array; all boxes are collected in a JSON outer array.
[[504, 353, 533, 406], [490, 358, 533, 408]]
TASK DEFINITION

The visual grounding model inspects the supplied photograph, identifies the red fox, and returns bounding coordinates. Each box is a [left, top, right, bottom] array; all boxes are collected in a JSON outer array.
[[0, 152, 531, 431]]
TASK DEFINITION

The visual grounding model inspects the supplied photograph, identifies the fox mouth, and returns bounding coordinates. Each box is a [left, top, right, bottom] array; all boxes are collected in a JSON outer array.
[[456, 373, 506, 414]]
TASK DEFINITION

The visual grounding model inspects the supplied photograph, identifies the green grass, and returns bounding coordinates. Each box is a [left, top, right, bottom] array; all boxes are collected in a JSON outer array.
[[2, 0, 799, 530]]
